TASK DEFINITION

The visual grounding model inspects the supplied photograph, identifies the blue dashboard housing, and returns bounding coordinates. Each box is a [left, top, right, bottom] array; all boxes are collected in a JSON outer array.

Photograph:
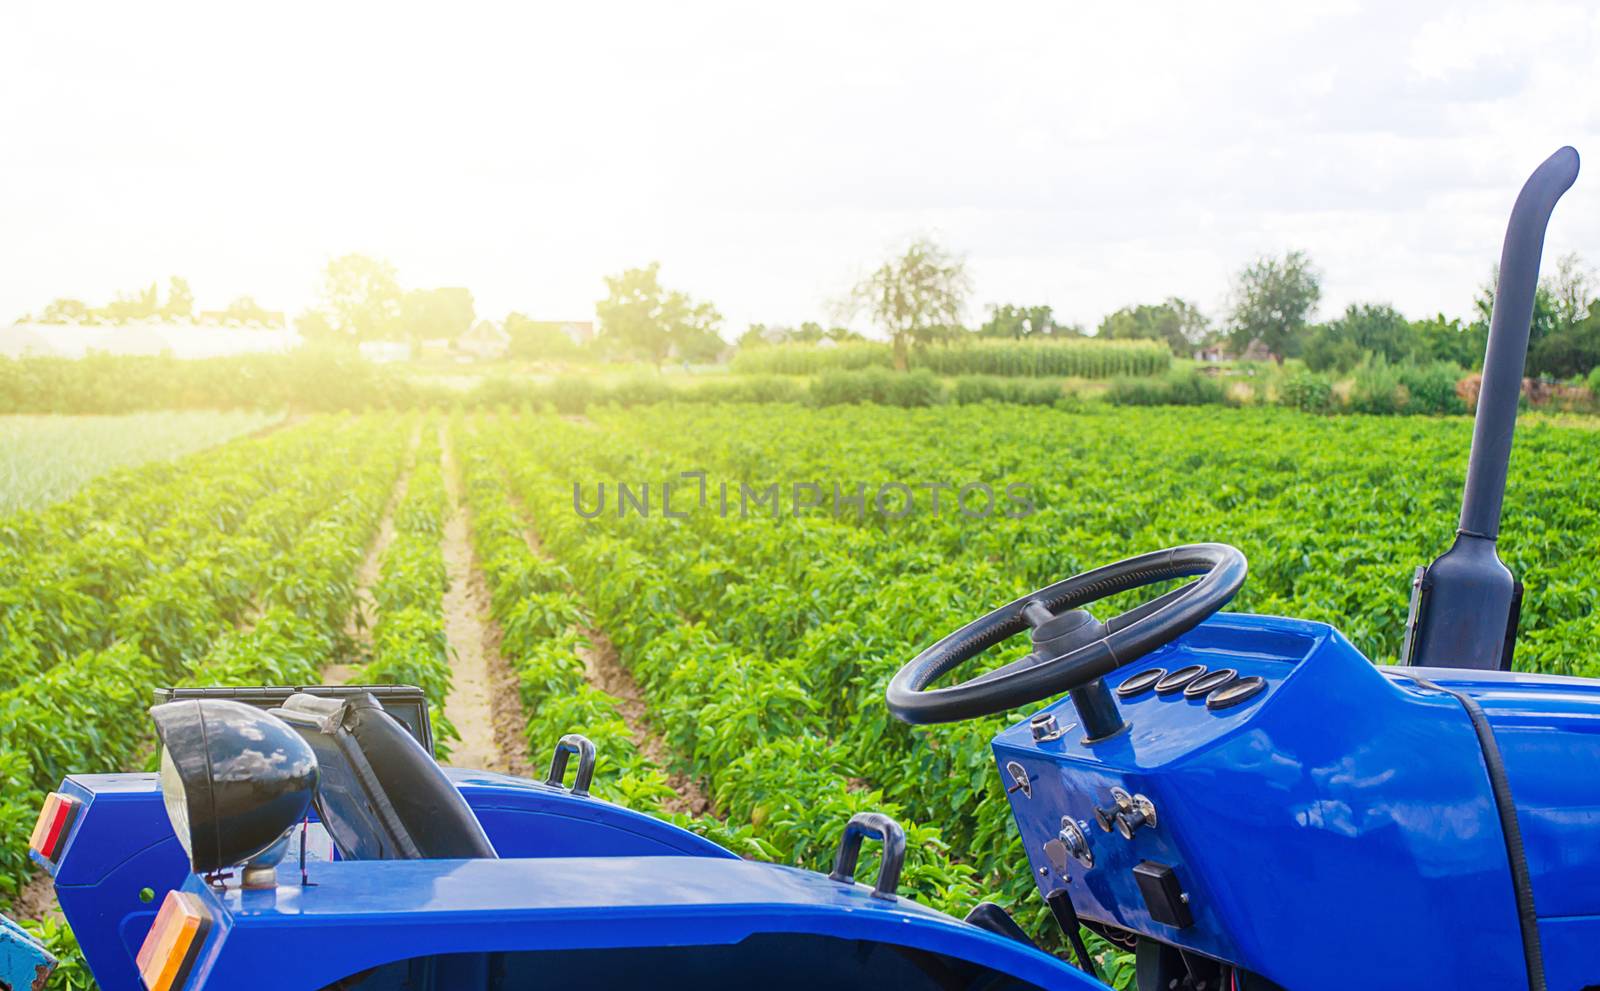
[[996, 613, 1600, 991]]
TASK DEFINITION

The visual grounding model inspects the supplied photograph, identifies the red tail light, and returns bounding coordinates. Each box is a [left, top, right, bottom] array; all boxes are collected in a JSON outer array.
[[28, 792, 80, 862]]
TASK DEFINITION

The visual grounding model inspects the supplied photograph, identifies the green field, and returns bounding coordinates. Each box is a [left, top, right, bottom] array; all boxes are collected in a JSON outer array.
[[0, 411, 282, 514], [4, 402, 1598, 984]]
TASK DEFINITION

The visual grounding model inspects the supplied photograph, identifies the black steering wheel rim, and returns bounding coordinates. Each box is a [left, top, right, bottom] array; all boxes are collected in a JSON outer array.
[[885, 543, 1248, 725]]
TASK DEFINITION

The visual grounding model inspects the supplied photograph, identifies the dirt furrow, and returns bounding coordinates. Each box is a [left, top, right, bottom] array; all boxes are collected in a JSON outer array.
[[324, 425, 419, 684], [519, 524, 712, 817], [439, 428, 529, 775], [11, 867, 58, 922]]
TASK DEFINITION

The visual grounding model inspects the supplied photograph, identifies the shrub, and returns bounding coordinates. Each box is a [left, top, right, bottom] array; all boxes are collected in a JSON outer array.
[[543, 377, 598, 414], [807, 368, 948, 407], [951, 375, 1010, 405], [1107, 369, 1225, 407], [684, 376, 806, 404], [884, 369, 944, 407], [1395, 362, 1466, 415], [1348, 355, 1404, 414], [952, 376, 1065, 406], [1279, 370, 1335, 413], [1587, 365, 1600, 400], [605, 377, 676, 407]]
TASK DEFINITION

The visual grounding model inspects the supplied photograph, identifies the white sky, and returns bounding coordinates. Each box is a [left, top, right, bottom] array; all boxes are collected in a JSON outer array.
[[3, 1, 1598, 336]]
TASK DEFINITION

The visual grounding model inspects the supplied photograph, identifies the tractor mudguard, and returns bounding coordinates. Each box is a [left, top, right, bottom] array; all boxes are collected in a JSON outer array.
[[166, 855, 1108, 990], [43, 766, 735, 991]]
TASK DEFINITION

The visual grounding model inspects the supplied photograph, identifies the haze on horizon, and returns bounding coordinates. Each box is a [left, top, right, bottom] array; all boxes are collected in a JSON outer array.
[[3, 0, 1598, 338]]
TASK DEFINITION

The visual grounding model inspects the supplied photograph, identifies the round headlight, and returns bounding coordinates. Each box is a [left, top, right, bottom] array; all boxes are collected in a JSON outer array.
[[149, 699, 318, 880], [158, 745, 193, 859]]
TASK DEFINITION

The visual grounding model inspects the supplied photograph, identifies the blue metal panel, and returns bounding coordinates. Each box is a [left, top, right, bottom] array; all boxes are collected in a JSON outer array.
[[442, 767, 737, 859], [995, 614, 1529, 989], [178, 856, 1106, 990], [45, 775, 187, 991], [1404, 666, 1600, 922], [1536, 915, 1600, 991]]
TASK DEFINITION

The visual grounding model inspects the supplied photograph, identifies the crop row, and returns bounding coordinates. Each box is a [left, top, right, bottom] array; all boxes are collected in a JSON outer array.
[[0, 411, 282, 515], [0, 421, 362, 691], [358, 424, 458, 758], [511, 408, 1102, 948], [474, 416, 992, 920], [0, 416, 408, 906], [454, 425, 684, 814], [481, 400, 1600, 969]]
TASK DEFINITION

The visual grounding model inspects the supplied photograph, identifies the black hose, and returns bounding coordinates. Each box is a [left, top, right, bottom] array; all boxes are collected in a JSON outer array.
[[1045, 887, 1102, 983], [1391, 673, 1545, 990]]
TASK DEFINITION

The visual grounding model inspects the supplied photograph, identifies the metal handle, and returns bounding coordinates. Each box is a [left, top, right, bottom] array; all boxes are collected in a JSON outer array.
[[827, 812, 906, 900], [544, 733, 595, 797]]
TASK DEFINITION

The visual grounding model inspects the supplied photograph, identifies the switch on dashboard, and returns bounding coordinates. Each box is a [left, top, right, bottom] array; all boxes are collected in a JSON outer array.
[[1132, 860, 1192, 929]]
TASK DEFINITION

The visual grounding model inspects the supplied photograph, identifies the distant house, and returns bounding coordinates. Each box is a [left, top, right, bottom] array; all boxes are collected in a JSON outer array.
[[197, 309, 286, 329], [1194, 339, 1278, 363], [359, 340, 414, 364], [457, 321, 511, 361], [1240, 338, 1278, 363], [556, 321, 595, 347]]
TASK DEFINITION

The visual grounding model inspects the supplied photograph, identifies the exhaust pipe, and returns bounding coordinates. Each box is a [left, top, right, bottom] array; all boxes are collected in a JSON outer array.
[[1401, 146, 1579, 670]]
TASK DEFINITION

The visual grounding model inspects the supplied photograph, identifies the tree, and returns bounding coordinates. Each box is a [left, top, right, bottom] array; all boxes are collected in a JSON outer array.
[[848, 237, 971, 370], [295, 309, 336, 343], [740, 321, 865, 348], [99, 282, 161, 323], [163, 276, 194, 320], [1301, 303, 1418, 373], [1226, 250, 1320, 364], [979, 304, 1080, 339], [401, 287, 475, 342], [595, 263, 724, 368], [1529, 301, 1600, 379], [320, 254, 403, 340], [1410, 313, 1484, 369], [1471, 265, 1558, 351], [1096, 298, 1207, 355], [504, 313, 580, 360], [1544, 252, 1593, 335], [38, 298, 89, 324], [218, 295, 277, 326]]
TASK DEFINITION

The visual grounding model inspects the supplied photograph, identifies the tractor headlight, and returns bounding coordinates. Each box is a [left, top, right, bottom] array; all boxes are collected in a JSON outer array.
[[150, 699, 318, 885], [158, 745, 193, 859]]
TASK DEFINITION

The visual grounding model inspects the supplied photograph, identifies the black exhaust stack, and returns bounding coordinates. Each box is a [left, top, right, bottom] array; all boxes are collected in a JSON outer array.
[[1401, 146, 1579, 670]]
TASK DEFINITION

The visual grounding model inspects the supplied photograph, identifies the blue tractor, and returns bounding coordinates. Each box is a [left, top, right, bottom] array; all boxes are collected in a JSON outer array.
[[7, 147, 1597, 991]]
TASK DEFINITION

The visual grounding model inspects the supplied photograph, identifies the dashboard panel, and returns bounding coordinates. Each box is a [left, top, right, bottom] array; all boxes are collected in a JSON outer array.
[[991, 613, 1532, 990]]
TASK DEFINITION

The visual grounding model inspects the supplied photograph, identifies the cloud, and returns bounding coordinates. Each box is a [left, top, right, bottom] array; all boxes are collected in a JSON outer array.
[[1, 0, 1597, 333]]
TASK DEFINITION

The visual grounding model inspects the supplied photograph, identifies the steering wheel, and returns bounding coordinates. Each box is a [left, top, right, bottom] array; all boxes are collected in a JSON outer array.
[[885, 543, 1247, 729]]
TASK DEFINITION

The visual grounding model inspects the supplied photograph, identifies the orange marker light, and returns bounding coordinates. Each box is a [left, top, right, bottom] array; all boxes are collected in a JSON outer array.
[[136, 891, 211, 991], [28, 792, 80, 862]]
